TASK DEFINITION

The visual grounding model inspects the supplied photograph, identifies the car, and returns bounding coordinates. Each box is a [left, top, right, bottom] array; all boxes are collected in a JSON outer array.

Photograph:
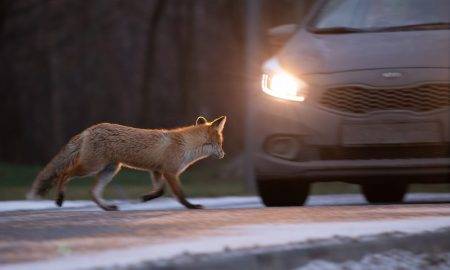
[[251, 0, 450, 206]]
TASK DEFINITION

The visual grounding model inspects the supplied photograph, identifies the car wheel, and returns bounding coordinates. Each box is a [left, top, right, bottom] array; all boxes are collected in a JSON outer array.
[[256, 178, 310, 206], [361, 182, 408, 203]]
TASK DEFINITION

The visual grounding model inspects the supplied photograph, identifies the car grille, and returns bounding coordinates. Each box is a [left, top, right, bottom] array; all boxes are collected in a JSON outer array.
[[319, 83, 450, 114]]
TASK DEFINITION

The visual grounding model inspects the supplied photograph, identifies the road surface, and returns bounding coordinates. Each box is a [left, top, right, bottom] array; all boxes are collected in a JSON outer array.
[[1, 193, 450, 269]]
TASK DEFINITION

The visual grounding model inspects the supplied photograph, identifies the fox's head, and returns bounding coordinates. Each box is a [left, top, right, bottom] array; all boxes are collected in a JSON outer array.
[[196, 116, 227, 159]]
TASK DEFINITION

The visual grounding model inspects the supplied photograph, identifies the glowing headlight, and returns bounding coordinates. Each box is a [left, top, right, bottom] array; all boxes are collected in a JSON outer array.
[[261, 58, 308, 102]]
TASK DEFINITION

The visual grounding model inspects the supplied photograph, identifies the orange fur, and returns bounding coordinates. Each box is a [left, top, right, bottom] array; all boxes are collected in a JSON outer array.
[[27, 116, 227, 211]]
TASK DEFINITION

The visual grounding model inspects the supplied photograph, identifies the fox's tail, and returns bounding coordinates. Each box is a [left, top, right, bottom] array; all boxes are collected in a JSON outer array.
[[27, 134, 83, 199]]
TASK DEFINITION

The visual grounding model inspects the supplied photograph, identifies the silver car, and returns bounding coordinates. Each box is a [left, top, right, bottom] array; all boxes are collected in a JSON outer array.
[[252, 0, 450, 206]]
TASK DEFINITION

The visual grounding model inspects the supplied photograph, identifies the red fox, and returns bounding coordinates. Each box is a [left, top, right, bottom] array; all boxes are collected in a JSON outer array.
[[27, 116, 226, 211]]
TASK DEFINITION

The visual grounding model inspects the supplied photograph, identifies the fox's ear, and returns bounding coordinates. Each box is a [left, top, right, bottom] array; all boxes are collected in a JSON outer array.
[[210, 116, 227, 132], [196, 116, 208, 125]]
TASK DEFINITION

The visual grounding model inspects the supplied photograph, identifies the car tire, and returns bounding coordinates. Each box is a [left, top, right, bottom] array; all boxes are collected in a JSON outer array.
[[361, 182, 408, 203], [256, 178, 310, 206]]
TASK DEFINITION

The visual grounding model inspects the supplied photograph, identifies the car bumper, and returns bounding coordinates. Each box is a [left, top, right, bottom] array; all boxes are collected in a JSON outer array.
[[251, 90, 450, 182], [255, 154, 450, 181]]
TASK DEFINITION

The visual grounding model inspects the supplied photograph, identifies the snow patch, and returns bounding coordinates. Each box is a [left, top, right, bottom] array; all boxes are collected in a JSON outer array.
[[0, 196, 262, 212], [298, 250, 450, 270], [2, 216, 450, 270], [0, 200, 95, 212], [1, 193, 450, 212]]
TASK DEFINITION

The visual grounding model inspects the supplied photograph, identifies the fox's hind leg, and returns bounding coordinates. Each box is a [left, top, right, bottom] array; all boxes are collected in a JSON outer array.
[[141, 171, 165, 202], [55, 174, 69, 207], [91, 163, 121, 211]]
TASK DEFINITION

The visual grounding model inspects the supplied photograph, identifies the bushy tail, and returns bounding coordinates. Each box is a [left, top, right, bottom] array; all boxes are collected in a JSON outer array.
[[27, 134, 83, 199]]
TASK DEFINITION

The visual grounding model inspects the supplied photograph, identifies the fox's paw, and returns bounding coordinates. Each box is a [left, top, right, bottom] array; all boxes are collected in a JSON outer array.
[[187, 204, 204, 210], [55, 192, 65, 207], [100, 204, 119, 211], [141, 193, 160, 202]]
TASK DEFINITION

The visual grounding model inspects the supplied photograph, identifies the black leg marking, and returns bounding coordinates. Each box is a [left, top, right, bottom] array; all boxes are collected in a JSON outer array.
[[141, 188, 165, 202], [101, 204, 118, 211], [56, 192, 65, 207]]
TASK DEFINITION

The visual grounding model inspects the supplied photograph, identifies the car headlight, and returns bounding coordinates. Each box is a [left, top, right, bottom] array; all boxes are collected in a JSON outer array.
[[261, 58, 308, 102]]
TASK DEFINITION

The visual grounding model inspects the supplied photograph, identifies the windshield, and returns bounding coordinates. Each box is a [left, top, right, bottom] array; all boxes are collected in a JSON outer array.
[[311, 0, 450, 32]]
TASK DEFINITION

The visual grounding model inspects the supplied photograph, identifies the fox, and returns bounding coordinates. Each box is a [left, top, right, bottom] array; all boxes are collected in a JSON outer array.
[[27, 116, 226, 211]]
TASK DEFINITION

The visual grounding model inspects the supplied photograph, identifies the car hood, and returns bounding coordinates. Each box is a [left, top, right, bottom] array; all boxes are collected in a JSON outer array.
[[278, 29, 450, 75]]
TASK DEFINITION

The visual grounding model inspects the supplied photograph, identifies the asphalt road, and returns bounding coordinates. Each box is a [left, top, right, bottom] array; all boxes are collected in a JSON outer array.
[[1, 193, 450, 269]]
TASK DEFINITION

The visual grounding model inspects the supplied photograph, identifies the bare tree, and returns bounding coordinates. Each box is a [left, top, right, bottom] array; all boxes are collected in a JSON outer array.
[[139, 0, 167, 127]]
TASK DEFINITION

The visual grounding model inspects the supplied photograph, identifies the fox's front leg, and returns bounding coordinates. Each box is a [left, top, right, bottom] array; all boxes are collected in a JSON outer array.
[[164, 173, 203, 209], [141, 171, 165, 202]]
